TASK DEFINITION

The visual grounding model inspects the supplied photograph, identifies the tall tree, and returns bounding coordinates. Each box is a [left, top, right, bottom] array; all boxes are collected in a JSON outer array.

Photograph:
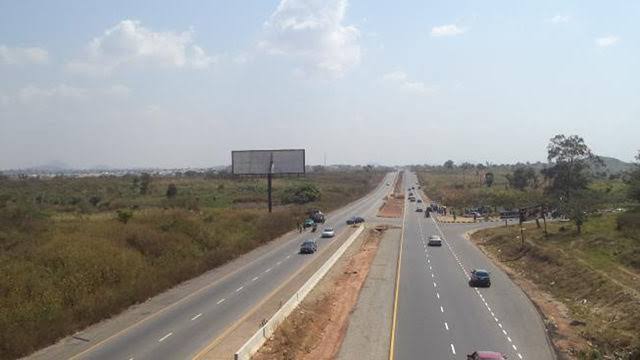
[[484, 172, 495, 187], [543, 134, 600, 233], [506, 166, 538, 191], [139, 173, 152, 195], [443, 160, 454, 169], [627, 150, 640, 203]]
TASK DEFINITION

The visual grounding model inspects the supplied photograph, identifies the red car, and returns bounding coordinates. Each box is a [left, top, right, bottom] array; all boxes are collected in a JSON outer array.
[[467, 351, 507, 360]]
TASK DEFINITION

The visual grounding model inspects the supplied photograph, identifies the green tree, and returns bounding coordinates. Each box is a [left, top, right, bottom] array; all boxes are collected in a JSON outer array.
[[627, 150, 640, 203], [139, 173, 152, 195], [506, 166, 537, 191], [443, 160, 454, 169], [88, 195, 101, 207], [543, 134, 600, 233], [166, 183, 178, 198], [281, 184, 321, 204], [484, 172, 495, 187], [116, 209, 133, 224]]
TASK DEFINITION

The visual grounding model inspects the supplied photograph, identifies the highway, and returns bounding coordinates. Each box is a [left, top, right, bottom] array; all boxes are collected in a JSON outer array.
[[50, 173, 396, 360], [393, 172, 555, 360]]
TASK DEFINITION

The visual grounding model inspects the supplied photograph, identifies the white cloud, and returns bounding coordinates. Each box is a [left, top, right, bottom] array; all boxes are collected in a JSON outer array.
[[260, 0, 361, 77], [595, 35, 620, 47], [0, 45, 49, 65], [67, 20, 214, 75], [382, 71, 433, 95], [430, 24, 466, 37], [549, 15, 571, 24]]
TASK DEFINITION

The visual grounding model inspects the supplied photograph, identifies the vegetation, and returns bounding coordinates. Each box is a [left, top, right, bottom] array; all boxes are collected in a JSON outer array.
[[0, 169, 383, 359], [473, 214, 640, 359]]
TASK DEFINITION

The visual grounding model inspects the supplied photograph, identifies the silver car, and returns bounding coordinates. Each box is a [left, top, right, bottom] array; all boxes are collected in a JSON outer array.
[[321, 227, 335, 238], [427, 235, 442, 246]]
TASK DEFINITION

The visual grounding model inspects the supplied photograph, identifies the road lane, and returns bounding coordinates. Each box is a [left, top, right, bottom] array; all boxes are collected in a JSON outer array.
[[53, 173, 397, 360], [394, 172, 554, 360]]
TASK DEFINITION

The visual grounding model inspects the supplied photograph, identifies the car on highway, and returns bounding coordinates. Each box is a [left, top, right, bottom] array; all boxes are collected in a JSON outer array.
[[469, 269, 491, 287], [321, 227, 335, 238], [303, 218, 315, 228], [427, 235, 442, 246], [346, 216, 365, 225], [299, 239, 318, 254], [416, 199, 422, 203], [409, 197, 416, 202], [415, 207, 423, 212], [467, 351, 507, 360]]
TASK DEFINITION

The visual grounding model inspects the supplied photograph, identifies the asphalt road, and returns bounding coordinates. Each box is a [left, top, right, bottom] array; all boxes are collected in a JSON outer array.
[[393, 172, 555, 360], [52, 173, 396, 360]]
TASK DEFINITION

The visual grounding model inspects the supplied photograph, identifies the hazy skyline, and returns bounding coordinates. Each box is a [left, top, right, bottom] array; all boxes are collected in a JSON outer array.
[[1, 0, 638, 169]]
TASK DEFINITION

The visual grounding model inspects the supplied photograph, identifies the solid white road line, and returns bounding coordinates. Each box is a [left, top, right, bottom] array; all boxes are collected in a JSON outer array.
[[191, 313, 202, 321], [158, 332, 172, 342]]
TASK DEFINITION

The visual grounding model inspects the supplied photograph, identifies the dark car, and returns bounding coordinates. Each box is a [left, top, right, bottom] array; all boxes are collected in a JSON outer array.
[[469, 269, 491, 287], [467, 351, 507, 360], [417, 199, 422, 203], [346, 216, 365, 225], [299, 239, 318, 254], [415, 208, 424, 212]]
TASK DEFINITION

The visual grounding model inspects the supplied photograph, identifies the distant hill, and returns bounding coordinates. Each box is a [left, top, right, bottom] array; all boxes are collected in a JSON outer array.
[[591, 156, 634, 175]]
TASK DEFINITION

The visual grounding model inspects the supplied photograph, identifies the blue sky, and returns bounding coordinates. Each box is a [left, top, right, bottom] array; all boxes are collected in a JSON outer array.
[[0, 0, 638, 169]]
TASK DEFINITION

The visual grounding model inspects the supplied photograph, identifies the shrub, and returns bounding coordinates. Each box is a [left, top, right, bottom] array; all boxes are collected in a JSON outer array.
[[116, 210, 133, 224], [166, 184, 178, 198], [281, 184, 321, 205]]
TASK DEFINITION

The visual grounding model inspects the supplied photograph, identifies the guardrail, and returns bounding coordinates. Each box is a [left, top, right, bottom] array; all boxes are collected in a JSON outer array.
[[234, 225, 366, 360]]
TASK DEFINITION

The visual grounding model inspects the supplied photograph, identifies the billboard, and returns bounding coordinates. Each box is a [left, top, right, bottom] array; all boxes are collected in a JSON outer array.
[[232, 149, 305, 175]]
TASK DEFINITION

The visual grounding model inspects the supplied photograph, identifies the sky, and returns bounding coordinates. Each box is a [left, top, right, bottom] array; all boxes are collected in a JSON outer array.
[[0, 0, 638, 169]]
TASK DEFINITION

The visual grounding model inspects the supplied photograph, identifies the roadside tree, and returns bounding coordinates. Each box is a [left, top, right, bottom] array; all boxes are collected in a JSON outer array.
[[543, 134, 600, 233]]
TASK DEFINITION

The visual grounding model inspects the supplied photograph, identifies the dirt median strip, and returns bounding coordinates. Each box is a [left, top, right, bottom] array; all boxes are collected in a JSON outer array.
[[378, 172, 404, 218], [253, 226, 387, 360]]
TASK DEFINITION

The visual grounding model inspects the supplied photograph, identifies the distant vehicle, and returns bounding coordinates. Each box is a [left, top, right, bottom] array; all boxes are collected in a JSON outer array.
[[409, 197, 416, 202], [321, 227, 335, 238], [427, 235, 442, 246], [346, 216, 365, 225], [416, 199, 422, 203], [308, 209, 326, 223], [469, 269, 491, 287], [467, 351, 507, 360], [299, 239, 318, 254], [303, 218, 316, 228], [416, 208, 423, 212]]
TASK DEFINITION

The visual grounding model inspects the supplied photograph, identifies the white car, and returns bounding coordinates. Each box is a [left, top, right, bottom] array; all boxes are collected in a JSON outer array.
[[321, 227, 336, 238]]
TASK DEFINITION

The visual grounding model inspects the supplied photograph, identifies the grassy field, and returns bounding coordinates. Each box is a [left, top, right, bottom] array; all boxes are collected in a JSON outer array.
[[472, 213, 640, 359], [0, 170, 384, 359]]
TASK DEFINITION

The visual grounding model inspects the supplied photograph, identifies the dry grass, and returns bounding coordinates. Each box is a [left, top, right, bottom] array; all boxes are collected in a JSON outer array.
[[0, 171, 384, 359]]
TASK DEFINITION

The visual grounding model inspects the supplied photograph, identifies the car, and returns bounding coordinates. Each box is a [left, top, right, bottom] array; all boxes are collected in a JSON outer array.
[[346, 216, 365, 225], [427, 235, 442, 246], [299, 239, 318, 254], [409, 197, 416, 202], [416, 208, 424, 212], [416, 199, 422, 203], [321, 227, 335, 238], [303, 218, 316, 228], [469, 269, 491, 287], [467, 351, 507, 360]]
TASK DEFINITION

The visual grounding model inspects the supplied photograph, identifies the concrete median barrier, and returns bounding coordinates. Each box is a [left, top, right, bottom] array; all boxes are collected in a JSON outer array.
[[234, 225, 365, 360]]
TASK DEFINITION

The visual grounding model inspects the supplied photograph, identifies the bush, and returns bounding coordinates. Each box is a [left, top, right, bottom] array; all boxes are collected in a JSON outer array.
[[281, 184, 321, 205], [116, 210, 133, 224]]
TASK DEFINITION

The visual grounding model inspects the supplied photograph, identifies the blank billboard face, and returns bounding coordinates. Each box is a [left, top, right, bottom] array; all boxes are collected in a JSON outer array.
[[232, 149, 305, 175]]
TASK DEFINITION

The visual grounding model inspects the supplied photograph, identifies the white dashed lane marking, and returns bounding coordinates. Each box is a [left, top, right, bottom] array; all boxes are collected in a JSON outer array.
[[191, 313, 202, 321], [217, 298, 226, 305], [158, 332, 172, 342]]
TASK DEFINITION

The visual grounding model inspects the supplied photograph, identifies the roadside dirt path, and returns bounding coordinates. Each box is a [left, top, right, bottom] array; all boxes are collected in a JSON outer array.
[[254, 227, 386, 360]]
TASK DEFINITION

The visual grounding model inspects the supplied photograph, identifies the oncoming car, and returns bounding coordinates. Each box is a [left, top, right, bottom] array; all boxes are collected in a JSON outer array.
[[427, 235, 442, 246], [467, 351, 507, 360], [469, 269, 491, 287]]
